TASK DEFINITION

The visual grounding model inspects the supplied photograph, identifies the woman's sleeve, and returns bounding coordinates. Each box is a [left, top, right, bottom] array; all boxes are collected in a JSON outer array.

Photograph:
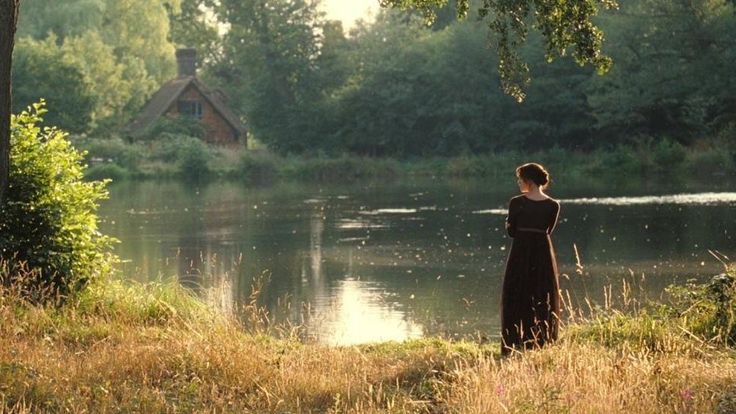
[[548, 201, 561, 234], [505, 198, 519, 238]]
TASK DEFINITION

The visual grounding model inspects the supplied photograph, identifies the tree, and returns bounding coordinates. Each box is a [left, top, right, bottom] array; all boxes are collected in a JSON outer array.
[[16, 0, 182, 128], [381, 0, 618, 101], [168, 0, 222, 67], [213, 0, 328, 153], [587, 0, 736, 145], [0, 0, 20, 204], [12, 36, 96, 133]]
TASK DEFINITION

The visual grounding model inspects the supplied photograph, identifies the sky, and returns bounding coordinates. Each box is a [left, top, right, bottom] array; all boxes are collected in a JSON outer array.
[[323, 0, 378, 29]]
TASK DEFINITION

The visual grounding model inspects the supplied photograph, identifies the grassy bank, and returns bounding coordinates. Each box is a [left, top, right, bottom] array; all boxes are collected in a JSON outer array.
[[1, 265, 735, 413], [72, 134, 736, 184]]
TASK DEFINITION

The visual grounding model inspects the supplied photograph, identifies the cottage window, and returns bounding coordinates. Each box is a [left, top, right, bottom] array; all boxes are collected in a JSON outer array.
[[178, 100, 203, 119]]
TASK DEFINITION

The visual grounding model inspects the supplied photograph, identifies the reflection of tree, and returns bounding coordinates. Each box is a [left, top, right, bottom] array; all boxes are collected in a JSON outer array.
[[309, 212, 324, 281]]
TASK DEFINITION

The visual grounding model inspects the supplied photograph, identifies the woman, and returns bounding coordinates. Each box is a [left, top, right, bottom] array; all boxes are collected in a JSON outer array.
[[501, 163, 561, 356]]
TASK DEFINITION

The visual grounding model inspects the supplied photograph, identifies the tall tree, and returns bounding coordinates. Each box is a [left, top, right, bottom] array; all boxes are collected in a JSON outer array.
[[0, 0, 20, 204], [213, 0, 327, 153]]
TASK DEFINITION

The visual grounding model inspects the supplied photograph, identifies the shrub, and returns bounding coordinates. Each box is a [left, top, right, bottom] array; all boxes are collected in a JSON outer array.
[[236, 153, 280, 184], [177, 138, 213, 181], [0, 103, 114, 298], [592, 145, 643, 175], [141, 117, 205, 141], [652, 138, 686, 171], [75, 135, 143, 170]]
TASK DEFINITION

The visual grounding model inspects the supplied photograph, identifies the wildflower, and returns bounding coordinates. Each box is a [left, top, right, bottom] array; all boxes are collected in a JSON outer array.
[[680, 388, 694, 403], [495, 384, 506, 398]]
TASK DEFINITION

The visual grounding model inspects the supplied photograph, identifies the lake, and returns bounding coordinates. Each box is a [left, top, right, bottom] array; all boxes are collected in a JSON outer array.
[[99, 176, 736, 345]]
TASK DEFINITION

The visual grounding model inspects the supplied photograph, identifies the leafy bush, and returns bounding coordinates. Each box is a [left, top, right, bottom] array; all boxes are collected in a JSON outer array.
[[176, 137, 213, 181], [652, 138, 686, 171], [592, 145, 643, 175], [236, 153, 280, 184], [142, 117, 205, 141], [0, 104, 114, 298], [75, 136, 143, 170]]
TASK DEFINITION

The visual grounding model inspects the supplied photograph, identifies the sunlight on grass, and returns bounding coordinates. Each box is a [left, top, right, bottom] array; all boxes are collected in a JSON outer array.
[[0, 265, 734, 412]]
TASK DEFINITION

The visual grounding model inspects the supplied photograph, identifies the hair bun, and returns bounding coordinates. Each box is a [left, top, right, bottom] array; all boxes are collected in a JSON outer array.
[[516, 163, 550, 189]]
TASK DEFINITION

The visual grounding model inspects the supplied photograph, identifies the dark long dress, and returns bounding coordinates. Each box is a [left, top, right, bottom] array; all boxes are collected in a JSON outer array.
[[501, 194, 561, 355]]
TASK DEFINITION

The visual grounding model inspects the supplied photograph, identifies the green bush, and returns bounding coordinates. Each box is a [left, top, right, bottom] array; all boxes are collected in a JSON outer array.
[[592, 145, 643, 175], [0, 103, 114, 298], [652, 138, 686, 171], [236, 153, 280, 184], [75, 136, 143, 170], [177, 137, 213, 181], [141, 117, 205, 141]]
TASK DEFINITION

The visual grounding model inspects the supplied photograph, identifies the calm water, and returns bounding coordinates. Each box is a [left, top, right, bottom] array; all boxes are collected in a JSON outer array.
[[99, 177, 736, 345]]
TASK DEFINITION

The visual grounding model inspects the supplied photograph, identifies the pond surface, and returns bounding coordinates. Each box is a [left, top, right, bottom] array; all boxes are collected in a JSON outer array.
[[99, 177, 736, 345]]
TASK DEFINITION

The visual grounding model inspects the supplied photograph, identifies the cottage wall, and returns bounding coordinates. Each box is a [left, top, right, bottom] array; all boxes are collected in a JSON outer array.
[[167, 85, 241, 146]]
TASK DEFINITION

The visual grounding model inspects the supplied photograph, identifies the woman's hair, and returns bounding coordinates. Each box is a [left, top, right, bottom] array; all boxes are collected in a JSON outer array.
[[516, 163, 550, 189]]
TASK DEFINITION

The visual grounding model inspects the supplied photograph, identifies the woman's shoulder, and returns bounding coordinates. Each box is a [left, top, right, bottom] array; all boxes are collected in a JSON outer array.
[[513, 194, 559, 204]]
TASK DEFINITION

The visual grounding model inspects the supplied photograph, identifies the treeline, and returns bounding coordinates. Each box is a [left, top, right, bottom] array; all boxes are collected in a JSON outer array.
[[12, 0, 736, 158]]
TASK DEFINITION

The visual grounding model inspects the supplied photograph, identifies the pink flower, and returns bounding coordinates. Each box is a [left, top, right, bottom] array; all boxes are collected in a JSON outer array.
[[495, 384, 506, 398]]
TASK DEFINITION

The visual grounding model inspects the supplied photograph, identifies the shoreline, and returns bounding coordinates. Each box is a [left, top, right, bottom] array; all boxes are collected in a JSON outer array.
[[1, 268, 734, 413]]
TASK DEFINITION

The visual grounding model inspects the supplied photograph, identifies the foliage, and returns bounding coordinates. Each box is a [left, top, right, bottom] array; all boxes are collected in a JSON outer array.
[[167, 0, 221, 67], [236, 152, 280, 184], [212, 0, 328, 154], [0, 104, 114, 297], [651, 138, 686, 171], [16, 0, 182, 129], [12, 0, 736, 158], [667, 270, 736, 346], [175, 136, 213, 181], [381, 0, 618, 102], [11, 37, 95, 133], [141, 117, 206, 141], [76, 136, 144, 170], [85, 163, 129, 181]]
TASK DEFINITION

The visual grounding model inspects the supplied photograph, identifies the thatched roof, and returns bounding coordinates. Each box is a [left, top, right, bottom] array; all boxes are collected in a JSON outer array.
[[126, 76, 245, 136]]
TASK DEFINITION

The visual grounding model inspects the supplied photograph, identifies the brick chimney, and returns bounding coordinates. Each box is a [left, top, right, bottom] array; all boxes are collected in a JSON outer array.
[[176, 48, 197, 78]]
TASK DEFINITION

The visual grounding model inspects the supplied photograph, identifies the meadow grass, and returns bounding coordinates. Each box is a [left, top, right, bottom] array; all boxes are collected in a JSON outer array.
[[1, 266, 735, 413]]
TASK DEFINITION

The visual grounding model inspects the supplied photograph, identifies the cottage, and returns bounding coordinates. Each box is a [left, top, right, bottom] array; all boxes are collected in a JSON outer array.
[[127, 48, 246, 146]]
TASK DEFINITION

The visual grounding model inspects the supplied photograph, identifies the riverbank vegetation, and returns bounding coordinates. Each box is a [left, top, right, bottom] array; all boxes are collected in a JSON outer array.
[[1, 262, 735, 412], [76, 133, 735, 184]]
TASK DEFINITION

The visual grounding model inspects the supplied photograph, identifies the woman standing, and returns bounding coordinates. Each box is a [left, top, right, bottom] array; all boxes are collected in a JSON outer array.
[[501, 163, 561, 355]]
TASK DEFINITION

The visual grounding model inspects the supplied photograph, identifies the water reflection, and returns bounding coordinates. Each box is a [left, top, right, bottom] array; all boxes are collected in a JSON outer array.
[[559, 192, 736, 206], [99, 179, 736, 345], [311, 278, 424, 345]]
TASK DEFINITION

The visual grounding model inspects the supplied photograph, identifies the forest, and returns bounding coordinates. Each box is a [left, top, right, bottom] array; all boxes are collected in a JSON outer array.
[[11, 0, 736, 159]]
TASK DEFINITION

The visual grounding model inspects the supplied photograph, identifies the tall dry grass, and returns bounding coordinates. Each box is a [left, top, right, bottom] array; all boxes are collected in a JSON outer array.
[[1, 265, 735, 413]]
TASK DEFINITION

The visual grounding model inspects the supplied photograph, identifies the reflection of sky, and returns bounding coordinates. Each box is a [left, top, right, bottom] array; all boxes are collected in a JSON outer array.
[[311, 279, 424, 346]]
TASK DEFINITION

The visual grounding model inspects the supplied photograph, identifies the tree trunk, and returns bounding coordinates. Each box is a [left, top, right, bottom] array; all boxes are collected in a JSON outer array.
[[0, 0, 20, 204]]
